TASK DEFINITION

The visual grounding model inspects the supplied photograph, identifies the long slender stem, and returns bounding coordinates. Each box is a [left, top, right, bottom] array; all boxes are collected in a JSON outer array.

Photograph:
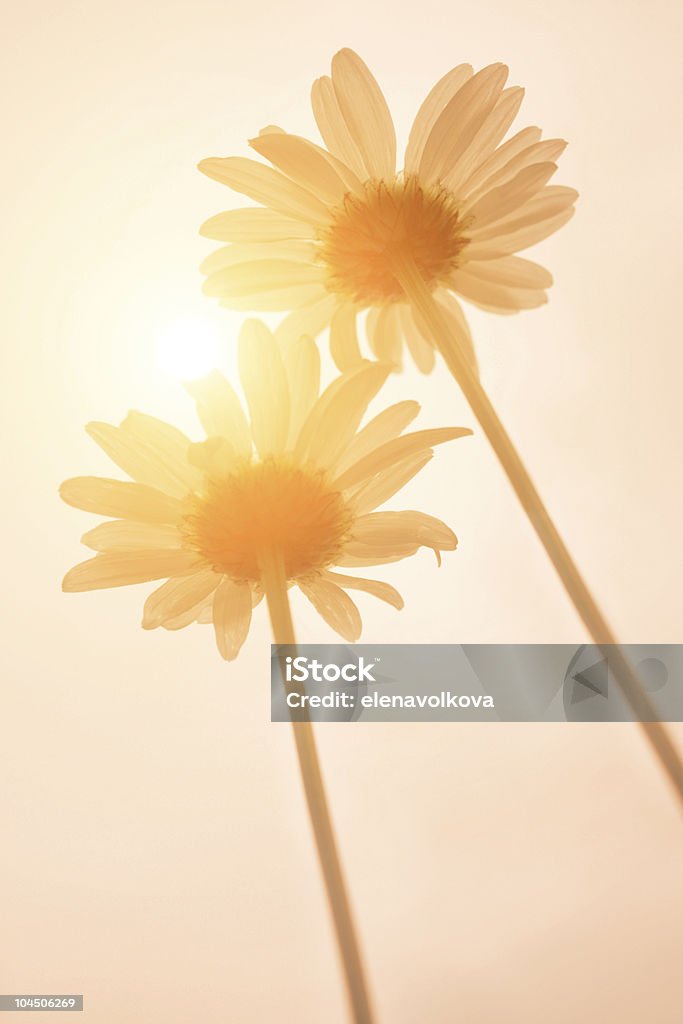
[[259, 547, 376, 1024], [395, 258, 683, 810]]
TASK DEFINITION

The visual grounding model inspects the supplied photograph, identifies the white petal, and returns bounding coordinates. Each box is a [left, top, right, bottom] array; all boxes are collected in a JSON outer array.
[[238, 319, 289, 457], [200, 207, 315, 243], [311, 75, 366, 179], [335, 427, 471, 491], [296, 361, 390, 470], [203, 258, 325, 298], [200, 240, 318, 275], [279, 335, 320, 450], [298, 577, 362, 641], [330, 49, 396, 179], [450, 269, 547, 313], [460, 255, 553, 290], [274, 293, 337, 348], [60, 477, 183, 523], [82, 520, 183, 552], [404, 64, 473, 173], [366, 305, 403, 368], [422, 291, 479, 377], [335, 400, 420, 475], [62, 550, 201, 592], [143, 570, 219, 629], [444, 86, 525, 194], [466, 163, 558, 234], [216, 284, 328, 312], [465, 186, 578, 246], [329, 302, 362, 371], [321, 570, 404, 610], [462, 138, 567, 209], [185, 370, 251, 456], [249, 132, 353, 206], [348, 450, 433, 514], [212, 577, 253, 660], [397, 305, 436, 374], [187, 437, 239, 477], [419, 64, 509, 184], [348, 511, 457, 562], [85, 415, 199, 498], [198, 156, 329, 226], [464, 209, 576, 260], [459, 126, 542, 200]]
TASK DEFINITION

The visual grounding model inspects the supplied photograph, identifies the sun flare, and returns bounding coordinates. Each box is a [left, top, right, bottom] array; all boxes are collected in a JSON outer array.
[[157, 317, 220, 381]]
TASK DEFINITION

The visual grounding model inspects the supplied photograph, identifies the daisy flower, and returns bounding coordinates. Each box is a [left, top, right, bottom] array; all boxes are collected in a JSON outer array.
[[198, 49, 577, 372], [60, 320, 469, 659]]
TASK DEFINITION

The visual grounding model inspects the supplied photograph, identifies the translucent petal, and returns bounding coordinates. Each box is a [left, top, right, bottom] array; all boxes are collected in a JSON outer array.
[[200, 207, 315, 243], [60, 477, 183, 524], [143, 570, 219, 629], [404, 64, 473, 173], [321, 570, 404, 610], [311, 75, 366, 179], [62, 550, 201, 592], [212, 577, 253, 660], [185, 370, 251, 455], [81, 520, 183, 552], [330, 49, 396, 179], [298, 577, 362, 641], [198, 156, 329, 226], [238, 320, 290, 457], [335, 400, 421, 476]]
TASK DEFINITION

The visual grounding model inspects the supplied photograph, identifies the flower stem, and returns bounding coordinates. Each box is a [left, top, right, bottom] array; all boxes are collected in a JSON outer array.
[[396, 258, 683, 810], [259, 548, 376, 1024]]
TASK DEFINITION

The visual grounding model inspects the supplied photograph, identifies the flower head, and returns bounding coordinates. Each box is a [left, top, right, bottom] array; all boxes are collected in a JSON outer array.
[[199, 50, 577, 373], [60, 321, 470, 659]]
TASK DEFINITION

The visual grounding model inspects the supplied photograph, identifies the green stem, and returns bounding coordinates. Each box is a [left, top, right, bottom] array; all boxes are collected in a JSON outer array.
[[395, 258, 683, 811], [259, 548, 376, 1024]]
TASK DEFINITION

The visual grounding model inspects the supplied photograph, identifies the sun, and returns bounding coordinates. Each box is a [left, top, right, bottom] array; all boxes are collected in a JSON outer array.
[[157, 316, 220, 380]]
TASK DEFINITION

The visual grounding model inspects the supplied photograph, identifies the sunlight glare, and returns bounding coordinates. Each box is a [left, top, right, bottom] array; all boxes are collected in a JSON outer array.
[[157, 317, 220, 380]]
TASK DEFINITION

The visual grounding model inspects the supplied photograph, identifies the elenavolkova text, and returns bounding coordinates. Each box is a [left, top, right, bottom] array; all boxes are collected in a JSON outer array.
[[286, 692, 496, 710]]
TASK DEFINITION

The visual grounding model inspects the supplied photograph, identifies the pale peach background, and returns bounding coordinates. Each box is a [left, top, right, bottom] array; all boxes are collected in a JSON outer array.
[[1, 1, 682, 1021]]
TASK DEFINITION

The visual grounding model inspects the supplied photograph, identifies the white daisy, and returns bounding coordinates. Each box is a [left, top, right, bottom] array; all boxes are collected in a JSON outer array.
[[198, 49, 577, 372], [61, 321, 470, 658]]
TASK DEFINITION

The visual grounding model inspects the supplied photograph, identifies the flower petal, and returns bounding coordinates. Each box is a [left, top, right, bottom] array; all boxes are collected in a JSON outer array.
[[335, 428, 470, 491], [142, 570, 219, 629], [200, 240, 318, 275], [404, 64, 473, 173], [329, 302, 362, 371], [298, 577, 362, 642], [311, 75, 366, 179], [296, 361, 390, 470], [321, 570, 404, 610], [85, 415, 200, 498], [60, 477, 183, 523], [465, 186, 578, 247], [462, 138, 567, 209], [216, 284, 327, 312], [444, 86, 525, 194], [348, 450, 434, 515], [203, 258, 325, 298], [249, 132, 351, 206], [200, 207, 315, 243], [461, 255, 553, 290], [274, 293, 338, 348], [419, 64, 509, 184], [450, 268, 547, 313], [466, 163, 558, 234], [330, 49, 396, 179], [238, 319, 290, 457], [334, 400, 421, 475], [198, 156, 329, 226], [397, 305, 436, 374], [62, 550, 201, 592], [459, 126, 542, 200], [185, 370, 252, 456], [348, 510, 457, 563], [426, 291, 479, 377], [82, 520, 183, 552], [280, 335, 320, 449], [212, 576, 253, 660], [366, 305, 403, 368]]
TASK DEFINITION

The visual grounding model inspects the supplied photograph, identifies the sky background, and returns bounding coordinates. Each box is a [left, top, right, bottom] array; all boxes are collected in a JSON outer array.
[[1, 0, 682, 1020]]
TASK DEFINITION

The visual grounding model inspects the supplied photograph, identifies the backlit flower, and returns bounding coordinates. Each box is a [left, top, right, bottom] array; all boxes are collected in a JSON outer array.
[[199, 50, 577, 372], [60, 321, 470, 658]]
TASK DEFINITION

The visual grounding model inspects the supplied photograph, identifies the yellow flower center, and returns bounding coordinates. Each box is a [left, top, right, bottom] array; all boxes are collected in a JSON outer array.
[[182, 459, 354, 582], [319, 175, 469, 305]]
